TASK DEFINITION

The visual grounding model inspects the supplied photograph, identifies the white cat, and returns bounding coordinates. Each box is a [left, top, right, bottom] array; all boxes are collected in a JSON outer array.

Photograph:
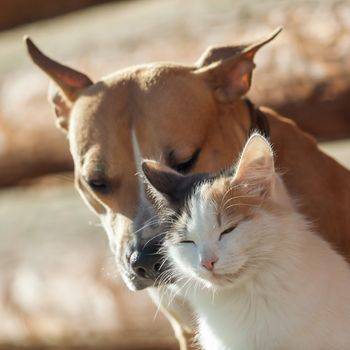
[[141, 134, 350, 350]]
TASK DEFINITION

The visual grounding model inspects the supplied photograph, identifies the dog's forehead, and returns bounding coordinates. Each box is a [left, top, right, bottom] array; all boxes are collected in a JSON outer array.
[[129, 64, 217, 158], [133, 64, 215, 113], [70, 63, 214, 145]]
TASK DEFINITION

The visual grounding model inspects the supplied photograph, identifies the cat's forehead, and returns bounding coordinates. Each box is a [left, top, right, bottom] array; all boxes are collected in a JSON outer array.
[[179, 176, 260, 240], [199, 177, 257, 222]]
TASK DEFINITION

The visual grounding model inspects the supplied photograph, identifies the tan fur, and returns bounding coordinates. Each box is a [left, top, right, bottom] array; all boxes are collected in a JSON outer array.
[[25, 31, 350, 349], [201, 171, 291, 232], [202, 178, 262, 225]]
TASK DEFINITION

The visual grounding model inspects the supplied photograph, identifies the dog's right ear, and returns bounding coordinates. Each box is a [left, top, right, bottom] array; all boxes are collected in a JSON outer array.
[[194, 28, 282, 104], [24, 36, 93, 132]]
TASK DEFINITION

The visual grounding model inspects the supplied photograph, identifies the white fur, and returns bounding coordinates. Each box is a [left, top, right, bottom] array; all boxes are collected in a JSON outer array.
[[166, 135, 350, 350]]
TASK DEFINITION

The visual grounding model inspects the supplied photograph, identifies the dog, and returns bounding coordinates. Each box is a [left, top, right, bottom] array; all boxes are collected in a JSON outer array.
[[25, 28, 350, 349]]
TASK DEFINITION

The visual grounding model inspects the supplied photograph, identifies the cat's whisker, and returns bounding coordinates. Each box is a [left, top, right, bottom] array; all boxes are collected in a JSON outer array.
[[183, 275, 197, 301], [154, 286, 169, 319], [167, 275, 193, 308], [220, 182, 252, 204], [131, 217, 164, 236], [224, 203, 261, 211], [194, 278, 202, 299], [220, 185, 233, 204], [141, 231, 170, 250], [152, 260, 171, 288], [155, 276, 171, 296], [158, 256, 170, 272], [221, 193, 258, 209], [180, 276, 195, 300], [153, 267, 173, 288], [153, 269, 182, 317], [135, 213, 177, 230]]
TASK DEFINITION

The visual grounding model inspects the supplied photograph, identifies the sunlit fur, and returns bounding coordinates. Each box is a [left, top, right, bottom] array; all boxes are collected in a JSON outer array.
[[163, 134, 350, 350]]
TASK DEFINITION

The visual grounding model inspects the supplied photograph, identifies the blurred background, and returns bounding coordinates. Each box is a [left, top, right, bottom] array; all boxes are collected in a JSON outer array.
[[0, 0, 350, 349]]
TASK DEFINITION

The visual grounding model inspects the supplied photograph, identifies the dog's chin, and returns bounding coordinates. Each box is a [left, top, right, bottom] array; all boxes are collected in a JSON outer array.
[[121, 272, 154, 291], [122, 270, 176, 291]]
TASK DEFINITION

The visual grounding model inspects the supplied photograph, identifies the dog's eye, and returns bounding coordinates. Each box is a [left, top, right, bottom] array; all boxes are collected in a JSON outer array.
[[180, 240, 195, 245], [87, 178, 110, 193], [174, 149, 200, 174], [219, 226, 236, 240]]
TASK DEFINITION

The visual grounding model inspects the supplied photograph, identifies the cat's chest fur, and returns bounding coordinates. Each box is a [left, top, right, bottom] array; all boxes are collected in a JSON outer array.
[[184, 282, 290, 350], [193, 288, 311, 350]]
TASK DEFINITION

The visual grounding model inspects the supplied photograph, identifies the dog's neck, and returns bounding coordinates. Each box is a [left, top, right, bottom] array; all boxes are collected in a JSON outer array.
[[243, 97, 270, 138], [225, 100, 350, 257], [225, 98, 270, 145], [262, 107, 350, 255], [214, 99, 252, 160]]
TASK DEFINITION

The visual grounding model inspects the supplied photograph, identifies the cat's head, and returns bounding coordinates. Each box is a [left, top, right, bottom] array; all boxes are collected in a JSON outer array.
[[142, 134, 294, 289]]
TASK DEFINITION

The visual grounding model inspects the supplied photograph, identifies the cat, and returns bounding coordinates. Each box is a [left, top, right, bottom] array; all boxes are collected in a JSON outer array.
[[139, 133, 350, 350]]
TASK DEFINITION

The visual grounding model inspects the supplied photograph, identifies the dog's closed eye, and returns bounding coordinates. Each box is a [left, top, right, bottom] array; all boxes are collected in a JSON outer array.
[[86, 178, 111, 194], [168, 149, 201, 174]]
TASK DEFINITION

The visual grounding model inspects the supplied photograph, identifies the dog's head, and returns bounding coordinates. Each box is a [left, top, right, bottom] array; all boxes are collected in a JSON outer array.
[[25, 28, 281, 290]]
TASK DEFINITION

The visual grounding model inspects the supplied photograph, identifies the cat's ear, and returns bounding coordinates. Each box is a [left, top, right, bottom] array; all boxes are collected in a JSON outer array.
[[142, 160, 208, 205], [233, 134, 275, 196]]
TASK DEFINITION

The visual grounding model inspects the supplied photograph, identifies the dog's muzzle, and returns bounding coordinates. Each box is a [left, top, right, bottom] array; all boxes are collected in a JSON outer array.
[[130, 250, 162, 281], [126, 237, 169, 290], [127, 196, 172, 290]]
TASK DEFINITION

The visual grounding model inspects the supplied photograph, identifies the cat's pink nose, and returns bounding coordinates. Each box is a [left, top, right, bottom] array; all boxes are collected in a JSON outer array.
[[201, 257, 218, 271]]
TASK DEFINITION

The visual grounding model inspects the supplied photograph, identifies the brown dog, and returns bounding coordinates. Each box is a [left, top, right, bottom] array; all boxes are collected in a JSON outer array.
[[25, 28, 350, 349]]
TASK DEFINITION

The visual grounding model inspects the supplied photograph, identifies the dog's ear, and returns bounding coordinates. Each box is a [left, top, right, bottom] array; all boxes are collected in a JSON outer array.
[[24, 36, 93, 132], [195, 45, 247, 68], [195, 28, 282, 103], [47, 82, 71, 132]]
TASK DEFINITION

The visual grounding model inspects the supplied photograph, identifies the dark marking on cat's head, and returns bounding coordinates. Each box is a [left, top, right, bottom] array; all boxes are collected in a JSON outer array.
[[141, 160, 214, 209]]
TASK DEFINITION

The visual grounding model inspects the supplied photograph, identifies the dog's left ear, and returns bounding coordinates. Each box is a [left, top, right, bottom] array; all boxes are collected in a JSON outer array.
[[195, 28, 282, 103]]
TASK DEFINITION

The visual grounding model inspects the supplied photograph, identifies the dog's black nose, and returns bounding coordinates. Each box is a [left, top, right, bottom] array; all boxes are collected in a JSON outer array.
[[130, 250, 163, 280]]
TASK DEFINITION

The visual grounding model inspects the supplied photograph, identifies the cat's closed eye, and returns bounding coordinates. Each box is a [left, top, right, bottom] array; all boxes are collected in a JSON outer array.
[[219, 226, 237, 240], [180, 240, 195, 245]]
